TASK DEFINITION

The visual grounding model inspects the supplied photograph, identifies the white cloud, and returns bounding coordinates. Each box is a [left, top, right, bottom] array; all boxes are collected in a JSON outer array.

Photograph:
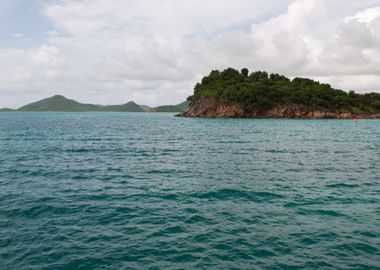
[[0, 45, 60, 91], [1, 0, 380, 108], [346, 6, 380, 24]]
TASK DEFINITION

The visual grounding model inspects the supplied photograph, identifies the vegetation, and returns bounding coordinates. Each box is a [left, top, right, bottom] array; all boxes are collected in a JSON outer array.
[[176, 101, 190, 111], [149, 101, 190, 112], [17, 95, 145, 112], [139, 105, 151, 112], [0, 108, 15, 112], [149, 105, 182, 112], [0, 95, 189, 113], [188, 68, 380, 113]]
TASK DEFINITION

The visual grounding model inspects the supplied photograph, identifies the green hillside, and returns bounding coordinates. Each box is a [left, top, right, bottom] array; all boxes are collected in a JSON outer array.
[[176, 101, 190, 111], [149, 101, 190, 112], [18, 95, 144, 112], [0, 108, 15, 112], [188, 68, 380, 114], [97, 101, 145, 112], [149, 105, 182, 112], [139, 105, 151, 111]]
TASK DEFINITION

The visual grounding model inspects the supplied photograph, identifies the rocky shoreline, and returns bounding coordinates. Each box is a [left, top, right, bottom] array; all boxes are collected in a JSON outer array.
[[180, 97, 380, 119]]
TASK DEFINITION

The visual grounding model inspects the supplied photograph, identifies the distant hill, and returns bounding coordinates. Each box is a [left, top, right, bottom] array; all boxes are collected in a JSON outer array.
[[149, 101, 190, 112], [139, 105, 151, 112], [149, 105, 182, 112], [96, 101, 144, 112], [17, 95, 145, 112], [0, 95, 191, 113], [0, 108, 15, 112], [176, 101, 190, 111]]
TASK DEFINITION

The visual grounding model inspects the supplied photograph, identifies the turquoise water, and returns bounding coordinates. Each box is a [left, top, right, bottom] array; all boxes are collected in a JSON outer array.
[[0, 112, 379, 270]]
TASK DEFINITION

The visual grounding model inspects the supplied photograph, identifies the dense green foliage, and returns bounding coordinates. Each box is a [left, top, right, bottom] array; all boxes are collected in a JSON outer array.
[[188, 68, 380, 113], [18, 95, 145, 112]]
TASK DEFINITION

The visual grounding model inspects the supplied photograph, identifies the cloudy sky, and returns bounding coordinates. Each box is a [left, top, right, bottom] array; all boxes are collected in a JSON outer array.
[[1, 0, 380, 108]]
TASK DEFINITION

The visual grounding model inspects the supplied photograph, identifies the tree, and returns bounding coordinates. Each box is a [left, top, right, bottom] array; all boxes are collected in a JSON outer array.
[[241, 68, 249, 77], [186, 68, 380, 114]]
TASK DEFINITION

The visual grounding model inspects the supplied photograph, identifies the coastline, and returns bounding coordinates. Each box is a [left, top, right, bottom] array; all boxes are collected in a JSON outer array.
[[180, 97, 380, 119]]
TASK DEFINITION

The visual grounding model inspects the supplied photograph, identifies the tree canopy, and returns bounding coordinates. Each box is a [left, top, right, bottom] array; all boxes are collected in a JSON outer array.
[[188, 68, 380, 113]]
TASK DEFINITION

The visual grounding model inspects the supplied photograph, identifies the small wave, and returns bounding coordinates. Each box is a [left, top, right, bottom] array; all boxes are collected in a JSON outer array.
[[150, 225, 187, 238], [252, 249, 276, 258], [332, 242, 378, 255], [0, 236, 14, 249], [299, 237, 318, 245], [351, 243, 379, 254], [314, 209, 345, 217], [356, 231, 379, 238], [2, 204, 58, 218], [216, 140, 249, 144], [185, 214, 214, 225], [146, 169, 177, 174], [264, 149, 286, 153], [64, 148, 94, 153], [158, 194, 179, 200], [326, 183, 360, 188], [283, 202, 300, 208], [297, 208, 345, 217], [193, 188, 284, 202]]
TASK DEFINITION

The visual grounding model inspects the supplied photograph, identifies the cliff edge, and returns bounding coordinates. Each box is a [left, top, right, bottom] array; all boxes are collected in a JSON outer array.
[[181, 68, 380, 119], [182, 97, 380, 119]]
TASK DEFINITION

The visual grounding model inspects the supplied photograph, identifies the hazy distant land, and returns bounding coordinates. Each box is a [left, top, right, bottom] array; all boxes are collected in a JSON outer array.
[[1, 95, 189, 113], [3, 69, 380, 118]]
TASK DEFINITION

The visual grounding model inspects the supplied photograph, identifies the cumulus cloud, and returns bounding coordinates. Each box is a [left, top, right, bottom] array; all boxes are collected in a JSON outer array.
[[0, 0, 380, 108], [313, 5, 380, 89], [347, 6, 380, 23]]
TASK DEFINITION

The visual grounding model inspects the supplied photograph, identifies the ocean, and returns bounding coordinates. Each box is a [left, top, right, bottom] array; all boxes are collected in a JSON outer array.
[[0, 112, 379, 269]]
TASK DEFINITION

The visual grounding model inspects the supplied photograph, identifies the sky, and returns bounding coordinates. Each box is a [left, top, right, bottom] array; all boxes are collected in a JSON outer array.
[[1, 0, 380, 108]]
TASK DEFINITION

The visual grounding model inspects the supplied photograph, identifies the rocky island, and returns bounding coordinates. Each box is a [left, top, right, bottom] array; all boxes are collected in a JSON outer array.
[[181, 68, 380, 119]]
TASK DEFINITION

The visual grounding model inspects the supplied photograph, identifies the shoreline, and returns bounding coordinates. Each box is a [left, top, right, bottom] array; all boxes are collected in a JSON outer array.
[[180, 97, 380, 119], [177, 114, 380, 119]]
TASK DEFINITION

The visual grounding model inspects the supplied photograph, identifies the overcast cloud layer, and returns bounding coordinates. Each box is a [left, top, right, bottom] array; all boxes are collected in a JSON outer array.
[[1, 0, 380, 108]]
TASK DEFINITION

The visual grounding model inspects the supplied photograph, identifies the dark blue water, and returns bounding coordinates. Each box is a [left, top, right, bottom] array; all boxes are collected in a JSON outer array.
[[0, 112, 379, 270]]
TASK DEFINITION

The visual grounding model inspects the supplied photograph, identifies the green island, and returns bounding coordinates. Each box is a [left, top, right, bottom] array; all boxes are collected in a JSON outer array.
[[2, 70, 380, 118], [1, 95, 189, 113], [17, 95, 145, 112], [182, 68, 380, 118]]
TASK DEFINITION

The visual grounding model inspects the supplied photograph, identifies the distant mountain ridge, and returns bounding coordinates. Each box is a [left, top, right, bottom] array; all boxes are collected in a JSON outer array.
[[17, 95, 144, 112], [1, 95, 189, 112], [0, 108, 15, 112], [149, 101, 190, 112], [138, 105, 151, 112]]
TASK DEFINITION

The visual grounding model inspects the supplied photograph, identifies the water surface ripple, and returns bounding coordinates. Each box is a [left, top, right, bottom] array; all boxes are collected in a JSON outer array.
[[0, 113, 379, 269]]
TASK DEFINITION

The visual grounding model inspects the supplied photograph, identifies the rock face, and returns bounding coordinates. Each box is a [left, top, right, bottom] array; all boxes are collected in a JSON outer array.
[[181, 97, 380, 119]]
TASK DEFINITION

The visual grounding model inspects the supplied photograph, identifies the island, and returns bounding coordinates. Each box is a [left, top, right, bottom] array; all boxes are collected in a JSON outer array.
[[0, 108, 15, 112], [1, 95, 189, 113], [16, 95, 145, 112], [181, 68, 380, 119]]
